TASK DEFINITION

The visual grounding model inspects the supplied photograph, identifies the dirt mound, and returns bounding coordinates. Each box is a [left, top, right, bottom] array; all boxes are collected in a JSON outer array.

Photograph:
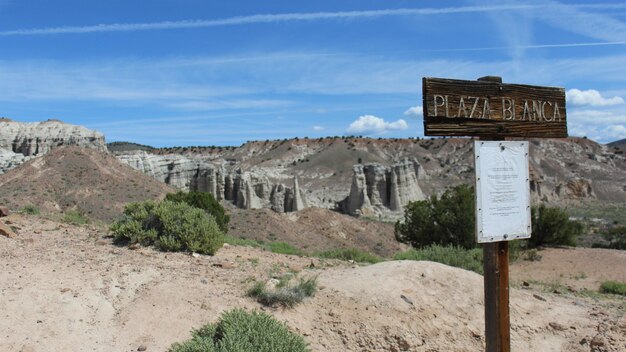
[[0, 146, 174, 221], [1, 214, 624, 352], [228, 207, 406, 256]]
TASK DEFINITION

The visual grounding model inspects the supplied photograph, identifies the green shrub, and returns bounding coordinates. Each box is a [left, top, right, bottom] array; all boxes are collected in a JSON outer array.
[[314, 248, 381, 264], [529, 205, 583, 248], [21, 204, 40, 215], [393, 244, 484, 274], [169, 309, 309, 352], [523, 249, 542, 262], [247, 277, 318, 308], [111, 200, 224, 255], [599, 281, 626, 295], [395, 184, 475, 250], [62, 210, 89, 226], [601, 226, 626, 250], [165, 191, 230, 233], [268, 242, 304, 256]]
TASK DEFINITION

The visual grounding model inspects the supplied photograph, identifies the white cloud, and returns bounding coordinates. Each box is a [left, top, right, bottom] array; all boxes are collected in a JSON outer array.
[[569, 109, 626, 124], [567, 89, 624, 106], [312, 125, 324, 131], [404, 106, 423, 117], [530, 0, 626, 44], [0, 5, 542, 36], [3, 3, 625, 37], [346, 115, 408, 135], [567, 107, 626, 143]]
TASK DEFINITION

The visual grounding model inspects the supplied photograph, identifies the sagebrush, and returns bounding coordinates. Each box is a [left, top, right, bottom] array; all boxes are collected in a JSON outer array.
[[110, 200, 224, 255], [62, 210, 89, 226], [165, 191, 230, 233], [169, 308, 309, 352], [599, 280, 626, 295], [21, 204, 40, 215], [247, 276, 317, 308]]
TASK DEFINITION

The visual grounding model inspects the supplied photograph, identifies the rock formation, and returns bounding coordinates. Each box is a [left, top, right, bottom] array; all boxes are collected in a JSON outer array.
[[0, 118, 106, 174], [0, 149, 32, 174], [2, 119, 625, 215], [118, 151, 308, 212], [0, 118, 106, 156], [343, 158, 425, 215]]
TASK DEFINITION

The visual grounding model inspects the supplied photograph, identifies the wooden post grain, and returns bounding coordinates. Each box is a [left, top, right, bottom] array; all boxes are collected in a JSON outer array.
[[483, 241, 510, 352], [477, 75, 511, 352]]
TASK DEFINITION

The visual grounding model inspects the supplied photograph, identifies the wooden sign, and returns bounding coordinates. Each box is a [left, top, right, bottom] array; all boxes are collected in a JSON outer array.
[[423, 77, 567, 138]]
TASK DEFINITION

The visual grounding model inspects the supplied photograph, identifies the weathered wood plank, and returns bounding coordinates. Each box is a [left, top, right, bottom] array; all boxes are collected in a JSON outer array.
[[423, 77, 567, 138]]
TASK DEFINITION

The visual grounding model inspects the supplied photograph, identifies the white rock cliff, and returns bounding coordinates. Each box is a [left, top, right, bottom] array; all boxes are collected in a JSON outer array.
[[0, 118, 106, 174]]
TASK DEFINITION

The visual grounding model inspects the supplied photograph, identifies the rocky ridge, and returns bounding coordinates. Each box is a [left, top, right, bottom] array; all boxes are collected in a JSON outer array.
[[0, 118, 106, 174], [117, 152, 308, 212], [2, 120, 625, 216], [115, 137, 626, 217]]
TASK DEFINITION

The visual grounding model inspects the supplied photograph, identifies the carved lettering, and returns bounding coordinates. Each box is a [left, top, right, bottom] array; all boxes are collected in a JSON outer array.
[[543, 101, 553, 121], [502, 98, 515, 120], [469, 96, 480, 118], [430, 93, 564, 124], [482, 98, 491, 119], [434, 95, 445, 116], [422, 77, 567, 137], [522, 100, 531, 121], [457, 97, 469, 118], [532, 100, 542, 121], [553, 103, 561, 121]]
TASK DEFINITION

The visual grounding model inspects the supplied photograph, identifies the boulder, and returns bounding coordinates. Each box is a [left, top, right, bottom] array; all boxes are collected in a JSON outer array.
[[0, 206, 9, 217]]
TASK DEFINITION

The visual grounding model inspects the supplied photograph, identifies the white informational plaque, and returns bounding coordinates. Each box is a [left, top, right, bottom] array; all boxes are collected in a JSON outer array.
[[475, 141, 531, 243]]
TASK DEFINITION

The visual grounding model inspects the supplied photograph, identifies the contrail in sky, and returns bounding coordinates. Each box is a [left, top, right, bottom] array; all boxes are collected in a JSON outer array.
[[0, 3, 623, 36]]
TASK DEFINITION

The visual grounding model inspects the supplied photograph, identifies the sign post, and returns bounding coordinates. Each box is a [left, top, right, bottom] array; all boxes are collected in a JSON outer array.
[[422, 76, 567, 352]]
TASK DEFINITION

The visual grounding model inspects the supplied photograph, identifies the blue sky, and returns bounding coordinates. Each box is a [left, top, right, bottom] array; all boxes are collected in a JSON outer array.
[[1, 1, 626, 146]]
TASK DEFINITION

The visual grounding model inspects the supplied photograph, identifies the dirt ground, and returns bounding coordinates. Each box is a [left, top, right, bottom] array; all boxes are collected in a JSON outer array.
[[1, 213, 625, 352], [228, 207, 405, 257], [510, 247, 626, 292]]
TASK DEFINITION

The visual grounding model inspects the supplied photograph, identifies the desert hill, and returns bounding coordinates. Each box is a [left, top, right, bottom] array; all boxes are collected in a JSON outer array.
[[608, 138, 626, 147], [608, 138, 626, 156], [1, 213, 624, 351], [228, 207, 405, 257], [0, 146, 174, 221]]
